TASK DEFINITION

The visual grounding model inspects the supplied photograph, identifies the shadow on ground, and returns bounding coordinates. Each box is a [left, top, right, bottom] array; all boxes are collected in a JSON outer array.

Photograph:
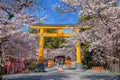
[[2, 72, 70, 80], [82, 74, 120, 80]]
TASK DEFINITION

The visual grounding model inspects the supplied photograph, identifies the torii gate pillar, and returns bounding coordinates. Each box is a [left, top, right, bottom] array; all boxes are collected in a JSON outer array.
[[31, 25, 91, 71], [37, 28, 45, 71], [76, 29, 82, 70]]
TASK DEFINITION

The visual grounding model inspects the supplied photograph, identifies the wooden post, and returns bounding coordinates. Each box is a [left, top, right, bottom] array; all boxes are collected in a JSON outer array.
[[76, 28, 82, 69], [39, 28, 44, 63]]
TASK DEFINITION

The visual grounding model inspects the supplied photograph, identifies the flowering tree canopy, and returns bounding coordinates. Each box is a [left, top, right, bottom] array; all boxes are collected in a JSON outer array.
[[61, 0, 120, 71], [0, 0, 43, 66]]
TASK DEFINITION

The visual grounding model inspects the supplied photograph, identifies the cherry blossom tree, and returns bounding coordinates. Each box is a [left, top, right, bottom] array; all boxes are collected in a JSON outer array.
[[79, 7, 120, 71], [0, 0, 43, 67], [60, 0, 120, 71]]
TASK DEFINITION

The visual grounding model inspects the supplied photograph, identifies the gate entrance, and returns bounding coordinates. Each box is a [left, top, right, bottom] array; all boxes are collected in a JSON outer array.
[[31, 25, 91, 71], [54, 55, 65, 65]]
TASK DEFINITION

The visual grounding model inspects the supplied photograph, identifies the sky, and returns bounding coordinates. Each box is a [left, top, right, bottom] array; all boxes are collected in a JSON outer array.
[[118, 0, 120, 5], [33, 0, 78, 25], [23, 0, 120, 31], [23, 0, 78, 32]]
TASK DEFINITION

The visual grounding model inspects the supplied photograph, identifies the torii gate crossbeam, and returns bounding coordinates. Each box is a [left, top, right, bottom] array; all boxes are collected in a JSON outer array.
[[31, 25, 91, 71]]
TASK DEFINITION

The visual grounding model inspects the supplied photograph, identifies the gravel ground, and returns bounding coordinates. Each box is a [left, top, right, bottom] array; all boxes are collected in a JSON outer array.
[[2, 66, 120, 80]]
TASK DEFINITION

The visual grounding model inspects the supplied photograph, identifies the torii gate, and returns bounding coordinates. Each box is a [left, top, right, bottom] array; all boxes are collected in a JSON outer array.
[[31, 25, 91, 71]]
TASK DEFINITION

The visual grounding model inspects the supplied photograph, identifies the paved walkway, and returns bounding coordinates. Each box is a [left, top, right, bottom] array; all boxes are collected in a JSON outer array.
[[2, 66, 120, 80]]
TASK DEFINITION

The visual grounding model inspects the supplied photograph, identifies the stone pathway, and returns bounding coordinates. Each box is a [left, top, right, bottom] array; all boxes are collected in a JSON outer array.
[[2, 66, 120, 80]]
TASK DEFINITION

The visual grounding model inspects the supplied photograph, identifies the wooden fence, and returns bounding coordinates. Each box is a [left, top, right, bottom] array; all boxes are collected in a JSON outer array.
[[92, 66, 104, 72]]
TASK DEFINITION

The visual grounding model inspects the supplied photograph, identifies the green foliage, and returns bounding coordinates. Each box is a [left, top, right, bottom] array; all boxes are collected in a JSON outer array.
[[81, 42, 92, 69], [28, 28, 67, 49], [81, 42, 103, 69], [45, 37, 66, 49], [78, 15, 96, 23], [28, 28, 39, 41], [28, 28, 39, 33], [81, 42, 91, 49], [83, 64, 89, 69], [28, 59, 37, 70], [44, 29, 67, 49], [82, 51, 103, 69], [44, 28, 57, 33]]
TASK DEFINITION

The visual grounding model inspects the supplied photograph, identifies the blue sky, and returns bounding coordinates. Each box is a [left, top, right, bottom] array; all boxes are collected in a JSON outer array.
[[23, 0, 78, 31], [118, 0, 120, 5], [32, 0, 78, 24], [23, 0, 120, 31]]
